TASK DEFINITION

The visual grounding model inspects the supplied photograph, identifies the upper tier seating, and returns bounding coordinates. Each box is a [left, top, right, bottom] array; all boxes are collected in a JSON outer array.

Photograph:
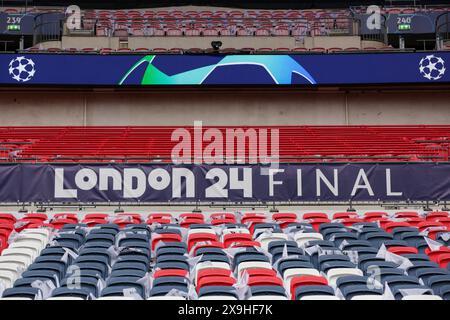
[[0, 126, 448, 163], [81, 8, 352, 38], [0, 210, 449, 300]]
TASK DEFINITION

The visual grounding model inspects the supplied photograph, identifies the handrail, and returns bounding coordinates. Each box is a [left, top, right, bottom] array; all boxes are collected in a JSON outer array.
[[436, 11, 450, 45], [64, 15, 357, 38], [33, 12, 64, 45]]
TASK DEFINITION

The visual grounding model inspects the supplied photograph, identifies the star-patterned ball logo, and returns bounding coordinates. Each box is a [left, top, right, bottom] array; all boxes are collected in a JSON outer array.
[[8, 56, 36, 82], [419, 55, 446, 81]]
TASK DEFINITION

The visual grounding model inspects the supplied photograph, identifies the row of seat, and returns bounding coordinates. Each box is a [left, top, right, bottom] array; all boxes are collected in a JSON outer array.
[[82, 9, 351, 19], [0, 125, 449, 163], [90, 22, 351, 37], [2, 210, 450, 228], [26, 46, 406, 55], [2, 210, 450, 230], [1, 210, 450, 299], [4, 6, 448, 16]]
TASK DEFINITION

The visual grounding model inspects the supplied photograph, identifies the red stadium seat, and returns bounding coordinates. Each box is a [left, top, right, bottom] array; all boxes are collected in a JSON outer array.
[[241, 213, 266, 224], [426, 212, 450, 220], [154, 269, 189, 278], [134, 47, 151, 52], [340, 218, 364, 226], [395, 211, 419, 218], [187, 233, 218, 252], [210, 213, 236, 220], [100, 48, 114, 54], [309, 47, 326, 53], [327, 47, 343, 53], [53, 213, 78, 223], [81, 218, 107, 227], [427, 227, 449, 240], [243, 268, 278, 278], [384, 221, 412, 232], [435, 218, 450, 228], [51, 219, 75, 229], [291, 47, 308, 52], [151, 233, 182, 250], [223, 233, 253, 248], [247, 276, 283, 287], [333, 212, 357, 220], [437, 254, 450, 268], [197, 276, 236, 291], [202, 29, 219, 36], [418, 221, 445, 231], [166, 28, 183, 36], [309, 218, 332, 231], [117, 213, 142, 223], [116, 48, 132, 53], [303, 212, 328, 220], [388, 246, 418, 255], [229, 240, 261, 248], [0, 214, 16, 224], [197, 269, 232, 281], [85, 213, 109, 220], [273, 213, 297, 221], [425, 247, 450, 263], [255, 29, 270, 36], [290, 276, 328, 298], [364, 212, 388, 219], [24, 213, 47, 221]]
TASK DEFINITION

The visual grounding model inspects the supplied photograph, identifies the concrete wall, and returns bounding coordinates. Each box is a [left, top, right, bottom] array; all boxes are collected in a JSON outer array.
[[0, 90, 448, 126], [39, 35, 367, 50]]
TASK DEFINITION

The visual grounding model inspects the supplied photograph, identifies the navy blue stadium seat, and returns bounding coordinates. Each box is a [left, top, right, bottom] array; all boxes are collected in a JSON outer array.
[[51, 287, 92, 299], [101, 285, 144, 298], [250, 285, 287, 297], [110, 269, 146, 278], [198, 286, 238, 299], [149, 285, 188, 297], [361, 261, 399, 272], [336, 275, 380, 291], [408, 261, 440, 277], [295, 285, 335, 300], [2, 287, 41, 299], [391, 284, 433, 300], [438, 285, 450, 300], [195, 247, 226, 256], [154, 261, 189, 270], [340, 240, 372, 250], [341, 285, 383, 299], [199, 254, 229, 263], [157, 247, 187, 256], [96, 224, 120, 232], [60, 277, 99, 296], [271, 247, 304, 263], [321, 261, 356, 273], [427, 275, 450, 296]]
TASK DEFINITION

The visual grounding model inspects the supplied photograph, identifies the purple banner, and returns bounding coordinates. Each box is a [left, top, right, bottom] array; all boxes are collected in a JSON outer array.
[[0, 163, 448, 203]]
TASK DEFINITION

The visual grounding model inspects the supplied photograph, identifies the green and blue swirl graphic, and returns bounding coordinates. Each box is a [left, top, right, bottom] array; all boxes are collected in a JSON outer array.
[[119, 55, 316, 85]]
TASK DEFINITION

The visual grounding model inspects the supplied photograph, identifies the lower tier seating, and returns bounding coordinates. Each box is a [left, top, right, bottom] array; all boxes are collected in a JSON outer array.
[[1, 210, 450, 299]]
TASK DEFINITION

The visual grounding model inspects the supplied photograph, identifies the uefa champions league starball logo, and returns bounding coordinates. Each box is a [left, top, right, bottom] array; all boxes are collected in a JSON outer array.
[[8, 56, 36, 82], [419, 55, 446, 81]]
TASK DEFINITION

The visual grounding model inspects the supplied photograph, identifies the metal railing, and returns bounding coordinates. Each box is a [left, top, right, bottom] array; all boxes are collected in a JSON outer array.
[[33, 13, 63, 45], [61, 15, 357, 38], [436, 11, 450, 48]]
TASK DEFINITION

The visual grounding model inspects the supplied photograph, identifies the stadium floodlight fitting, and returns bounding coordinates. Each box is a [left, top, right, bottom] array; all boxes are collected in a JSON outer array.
[[211, 41, 222, 51]]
